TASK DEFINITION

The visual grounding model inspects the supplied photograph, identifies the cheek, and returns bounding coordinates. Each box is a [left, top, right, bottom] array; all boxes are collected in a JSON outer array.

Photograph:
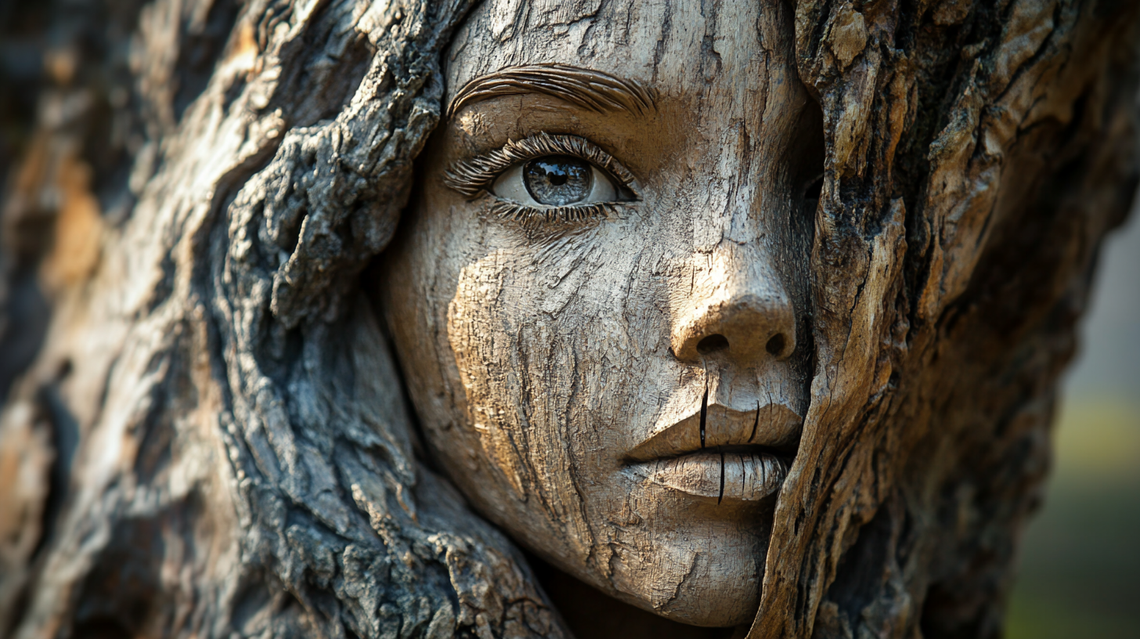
[[443, 225, 679, 543]]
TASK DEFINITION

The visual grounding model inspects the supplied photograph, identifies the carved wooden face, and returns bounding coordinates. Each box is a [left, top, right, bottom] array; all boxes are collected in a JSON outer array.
[[381, 0, 821, 627]]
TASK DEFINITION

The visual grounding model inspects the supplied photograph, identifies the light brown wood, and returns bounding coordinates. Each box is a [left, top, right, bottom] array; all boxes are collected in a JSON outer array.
[[382, 2, 813, 627], [0, 0, 1136, 638]]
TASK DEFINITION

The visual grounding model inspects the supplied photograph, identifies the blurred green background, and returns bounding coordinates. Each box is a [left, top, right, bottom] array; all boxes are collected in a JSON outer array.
[[1005, 208, 1140, 639]]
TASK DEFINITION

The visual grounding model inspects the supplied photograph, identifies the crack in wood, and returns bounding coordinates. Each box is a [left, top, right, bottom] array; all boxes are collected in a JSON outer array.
[[699, 375, 708, 450], [717, 450, 725, 505]]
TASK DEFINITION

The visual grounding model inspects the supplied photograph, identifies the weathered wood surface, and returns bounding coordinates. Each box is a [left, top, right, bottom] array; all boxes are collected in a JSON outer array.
[[0, 0, 1136, 638]]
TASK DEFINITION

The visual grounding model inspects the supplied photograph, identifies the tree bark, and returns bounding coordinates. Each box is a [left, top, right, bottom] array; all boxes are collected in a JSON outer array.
[[0, 1, 1136, 638]]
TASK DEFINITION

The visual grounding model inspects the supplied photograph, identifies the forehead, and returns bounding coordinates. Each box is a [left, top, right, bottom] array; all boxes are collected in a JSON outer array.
[[444, 1, 789, 104]]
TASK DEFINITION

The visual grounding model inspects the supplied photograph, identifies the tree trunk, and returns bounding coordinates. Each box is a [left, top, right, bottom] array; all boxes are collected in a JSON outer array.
[[0, 1, 1136, 638]]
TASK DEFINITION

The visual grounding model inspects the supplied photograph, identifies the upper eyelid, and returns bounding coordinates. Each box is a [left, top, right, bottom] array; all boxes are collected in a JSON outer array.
[[443, 133, 638, 200]]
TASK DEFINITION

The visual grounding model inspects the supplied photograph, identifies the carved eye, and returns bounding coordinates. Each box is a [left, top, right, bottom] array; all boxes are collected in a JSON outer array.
[[492, 155, 618, 207]]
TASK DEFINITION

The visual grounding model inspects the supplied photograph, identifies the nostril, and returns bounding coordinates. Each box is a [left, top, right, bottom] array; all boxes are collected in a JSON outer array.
[[696, 334, 730, 355], [765, 334, 787, 357]]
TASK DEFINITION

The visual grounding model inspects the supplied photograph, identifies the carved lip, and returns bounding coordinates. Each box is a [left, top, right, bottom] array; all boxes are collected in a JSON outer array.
[[625, 402, 803, 463], [642, 450, 789, 503], [624, 400, 801, 503]]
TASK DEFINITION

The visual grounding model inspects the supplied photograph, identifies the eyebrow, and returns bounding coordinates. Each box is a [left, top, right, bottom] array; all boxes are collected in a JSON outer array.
[[447, 63, 658, 119]]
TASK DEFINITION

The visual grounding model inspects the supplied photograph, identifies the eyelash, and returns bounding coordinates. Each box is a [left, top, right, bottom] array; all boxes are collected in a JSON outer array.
[[444, 133, 637, 225]]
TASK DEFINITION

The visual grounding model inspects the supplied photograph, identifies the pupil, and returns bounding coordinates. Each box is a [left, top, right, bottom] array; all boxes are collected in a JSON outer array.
[[524, 156, 591, 206]]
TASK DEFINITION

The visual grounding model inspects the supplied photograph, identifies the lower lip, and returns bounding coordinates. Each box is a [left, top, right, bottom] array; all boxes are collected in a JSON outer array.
[[640, 451, 789, 503]]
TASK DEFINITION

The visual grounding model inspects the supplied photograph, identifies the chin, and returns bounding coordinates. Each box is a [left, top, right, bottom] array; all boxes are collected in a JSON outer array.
[[625, 566, 761, 627], [599, 525, 766, 627]]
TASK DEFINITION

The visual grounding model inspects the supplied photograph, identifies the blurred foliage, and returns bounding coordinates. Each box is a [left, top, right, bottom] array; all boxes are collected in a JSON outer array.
[[1006, 214, 1140, 639]]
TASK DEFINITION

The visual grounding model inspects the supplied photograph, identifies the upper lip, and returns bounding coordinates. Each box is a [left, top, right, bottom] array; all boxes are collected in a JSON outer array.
[[625, 400, 803, 462]]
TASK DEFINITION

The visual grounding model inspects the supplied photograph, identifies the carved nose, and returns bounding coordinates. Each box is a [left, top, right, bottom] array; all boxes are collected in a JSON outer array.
[[671, 290, 796, 363]]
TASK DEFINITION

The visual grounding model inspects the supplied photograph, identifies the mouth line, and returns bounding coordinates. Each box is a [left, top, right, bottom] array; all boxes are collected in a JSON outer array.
[[629, 443, 789, 462]]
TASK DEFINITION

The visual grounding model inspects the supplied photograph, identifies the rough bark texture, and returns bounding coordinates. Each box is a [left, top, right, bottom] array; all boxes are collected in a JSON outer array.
[[0, 1, 1136, 639], [760, 3, 1139, 638], [1, 1, 567, 637]]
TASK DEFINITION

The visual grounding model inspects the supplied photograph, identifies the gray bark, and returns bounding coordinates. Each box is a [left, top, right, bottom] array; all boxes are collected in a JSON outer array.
[[0, 0, 1137, 638], [1, 1, 566, 637]]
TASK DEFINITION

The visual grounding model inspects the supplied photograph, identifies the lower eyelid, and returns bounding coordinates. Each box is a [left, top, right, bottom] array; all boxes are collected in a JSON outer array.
[[485, 198, 626, 228]]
